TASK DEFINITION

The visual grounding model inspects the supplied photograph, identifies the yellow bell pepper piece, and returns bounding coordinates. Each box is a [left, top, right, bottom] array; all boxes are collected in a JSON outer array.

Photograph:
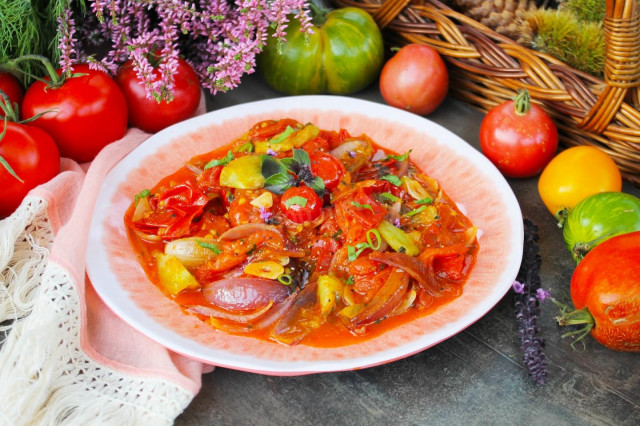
[[377, 220, 420, 256], [317, 275, 344, 317], [154, 252, 200, 295], [219, 155, 265, 189]]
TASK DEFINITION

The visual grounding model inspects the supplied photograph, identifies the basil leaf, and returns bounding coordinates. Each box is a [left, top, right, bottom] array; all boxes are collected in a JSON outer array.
[[264, 172, 296, 195], [280, 157, 300, 174], [293, 148, 310, 166], [383, 149, 412, 162], [204, 150, 233, 169], [305, 176, 325, 197], [284, 195, 308, 209], [196, 240, 222, 254], [261, 154, 287, 178], [381, 174, 402, 186], [268, 126, 296, 144], [134, 189, 151, 206]]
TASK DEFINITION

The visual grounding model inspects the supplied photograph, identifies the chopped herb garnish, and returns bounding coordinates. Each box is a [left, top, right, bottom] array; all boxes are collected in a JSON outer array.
[[331, 229, 343, 240], [284, 196, 308, 209], [405, 205, 428, 217], [134, 189, 151, 206], [381, 174, 402, 186], [196, 240, 222, 254], [350, 201, 374, 212], [416, 197, 433, 205], [346, 275, 354, 285], [383, 150, 412, 162], [236, 142, 254, 153], [246, 243, 257, 255], [379, 192, 400, 203], [204, 150, 234, 169], [268, 126, 296, 144], [347, 229, 382, 261]]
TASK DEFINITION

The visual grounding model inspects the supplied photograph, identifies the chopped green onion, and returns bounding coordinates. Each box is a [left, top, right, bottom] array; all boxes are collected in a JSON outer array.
[[381, 174, 402, 186], [345, 275, 354, 285], [379, 192, 400, 203], [278, 274, 293, 285], [405, 205, 428, 217], [416, 197, 433, 205], [204, 150, 234, 169], [350, 201, 374, 212], [268, 126, 296, 144], [284, 195, 308, 209], [383, 150, 412, 162], [134, 189, 151, 206], [366, 229, 382, 250], [196, 240, 222, 254], [236, 142, 254, 153]]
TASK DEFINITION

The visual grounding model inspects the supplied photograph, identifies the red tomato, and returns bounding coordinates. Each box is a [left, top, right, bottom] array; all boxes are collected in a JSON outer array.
[[280, 185, 322, 223], [480, 90, 558, 178], [310, 151, 346, 191], [567, 231, 640, 352], [22, 64, 127, 163], [0, 73, 24, 118], [116, 58, 201, 133], [0, 122, 60, 217], [379, 44, 449, 116]]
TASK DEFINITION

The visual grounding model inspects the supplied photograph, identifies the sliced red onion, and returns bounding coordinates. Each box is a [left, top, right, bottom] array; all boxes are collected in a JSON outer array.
[[218, 223, 284, 241], [187, 301, 274, 324], [369, 251, 442, 296], [271, 280, 320, 345], [202, 277, 290, 310], [396, 159, 409, 178], [350, 268, 409, 327]]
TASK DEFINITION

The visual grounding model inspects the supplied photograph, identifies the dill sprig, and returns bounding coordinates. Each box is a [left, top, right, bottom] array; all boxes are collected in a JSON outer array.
[[514, 219, 548, 386]]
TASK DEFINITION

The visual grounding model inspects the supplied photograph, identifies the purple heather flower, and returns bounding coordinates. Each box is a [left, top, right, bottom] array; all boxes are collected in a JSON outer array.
[[259, 207, 273, 222], [393, 217, 401, 228], [512, 280, 525, 294], [57, 9, 77, 77], [348, 151, 357, 158], [266, 148, 278, 156]]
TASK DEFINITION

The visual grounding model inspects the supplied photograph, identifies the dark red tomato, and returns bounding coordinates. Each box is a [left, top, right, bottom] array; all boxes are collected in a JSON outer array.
[[116, 58, 201, 133], [0, 122, 60, 217], [379, 44, 449, 116], [0, 73, 24, 118], [280, 185, 322, 223], [310, 151, 346, 190], [479, 90, 558, 178], [21, 64, 127, 163], [565, 231, 640, 352]]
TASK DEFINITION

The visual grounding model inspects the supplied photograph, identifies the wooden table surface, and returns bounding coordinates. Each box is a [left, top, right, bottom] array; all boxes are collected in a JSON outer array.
[[175, 74, 640, 426]]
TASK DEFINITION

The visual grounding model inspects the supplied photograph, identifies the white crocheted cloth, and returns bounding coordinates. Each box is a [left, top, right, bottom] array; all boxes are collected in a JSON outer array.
[[0, 197, 193, 425]]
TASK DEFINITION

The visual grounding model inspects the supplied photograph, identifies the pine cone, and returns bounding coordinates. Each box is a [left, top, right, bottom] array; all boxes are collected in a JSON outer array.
[[449, 0, 539, 39]]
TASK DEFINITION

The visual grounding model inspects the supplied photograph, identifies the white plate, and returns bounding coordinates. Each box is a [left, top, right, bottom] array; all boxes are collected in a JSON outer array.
[[87, 96, 523, 375]]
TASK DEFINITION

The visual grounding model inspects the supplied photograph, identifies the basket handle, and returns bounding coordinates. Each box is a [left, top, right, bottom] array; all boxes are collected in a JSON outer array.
[[578, 0, 640, 133]]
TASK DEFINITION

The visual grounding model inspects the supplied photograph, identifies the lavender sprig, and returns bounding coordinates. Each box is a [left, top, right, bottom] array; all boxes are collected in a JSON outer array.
[[513, 219, 548, 385]]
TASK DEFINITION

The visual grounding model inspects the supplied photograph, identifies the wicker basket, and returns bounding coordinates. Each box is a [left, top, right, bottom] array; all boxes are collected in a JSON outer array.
[[333, 0, 640, 186]]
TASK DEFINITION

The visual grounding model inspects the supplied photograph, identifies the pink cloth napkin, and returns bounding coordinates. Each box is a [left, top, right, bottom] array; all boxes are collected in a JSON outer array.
[[0, 98, 212, 424]]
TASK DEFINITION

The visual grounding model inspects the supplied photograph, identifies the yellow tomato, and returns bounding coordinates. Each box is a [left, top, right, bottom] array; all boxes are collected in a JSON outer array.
[[538, 146, 622, 217]]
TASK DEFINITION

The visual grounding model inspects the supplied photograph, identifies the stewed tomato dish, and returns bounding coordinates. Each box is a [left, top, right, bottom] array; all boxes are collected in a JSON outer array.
[[125, 118, 479, 346]]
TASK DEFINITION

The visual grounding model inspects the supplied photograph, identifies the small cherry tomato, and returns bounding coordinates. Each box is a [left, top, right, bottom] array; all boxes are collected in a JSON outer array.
[[0, 73, 24, 118], [116, 58, 201, 133], [22, 64, 128, 163], [0, 121, 60, 217], [310, 151, 346, 191], [538, 146, 621, 217], [280, 185, 322, 223], [379, 44, 449, 116], [480, 90, 558, 178]]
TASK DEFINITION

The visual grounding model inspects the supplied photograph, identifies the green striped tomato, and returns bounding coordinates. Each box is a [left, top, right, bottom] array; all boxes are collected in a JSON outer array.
[[257, 8, 384, 95], [563, 192, 640, 262]]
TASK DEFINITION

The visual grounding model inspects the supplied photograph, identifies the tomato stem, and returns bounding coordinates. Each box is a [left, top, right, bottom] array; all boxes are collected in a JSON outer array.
[[1, 55, 63, 88], [551, 297, 595, 350], [513, 89, 531, 115]]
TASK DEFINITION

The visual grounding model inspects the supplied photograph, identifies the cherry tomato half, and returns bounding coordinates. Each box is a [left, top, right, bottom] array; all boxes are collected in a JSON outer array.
[[379, 44, 449, 116], [280, 185, 322, 223], [538, 146, 622, 217], [22, 64, 128, 163], [480, 90, 558, 178], [0, 122, 60, 217], [310, 151, 346, 191], [116, 58, 201, 133]]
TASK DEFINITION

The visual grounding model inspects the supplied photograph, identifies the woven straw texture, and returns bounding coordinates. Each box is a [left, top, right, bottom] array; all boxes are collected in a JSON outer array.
[[333, 0, 640, 186]]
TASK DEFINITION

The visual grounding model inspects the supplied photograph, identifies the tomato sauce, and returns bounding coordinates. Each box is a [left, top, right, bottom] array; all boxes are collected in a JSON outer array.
[[125, 119, 479, 347]]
